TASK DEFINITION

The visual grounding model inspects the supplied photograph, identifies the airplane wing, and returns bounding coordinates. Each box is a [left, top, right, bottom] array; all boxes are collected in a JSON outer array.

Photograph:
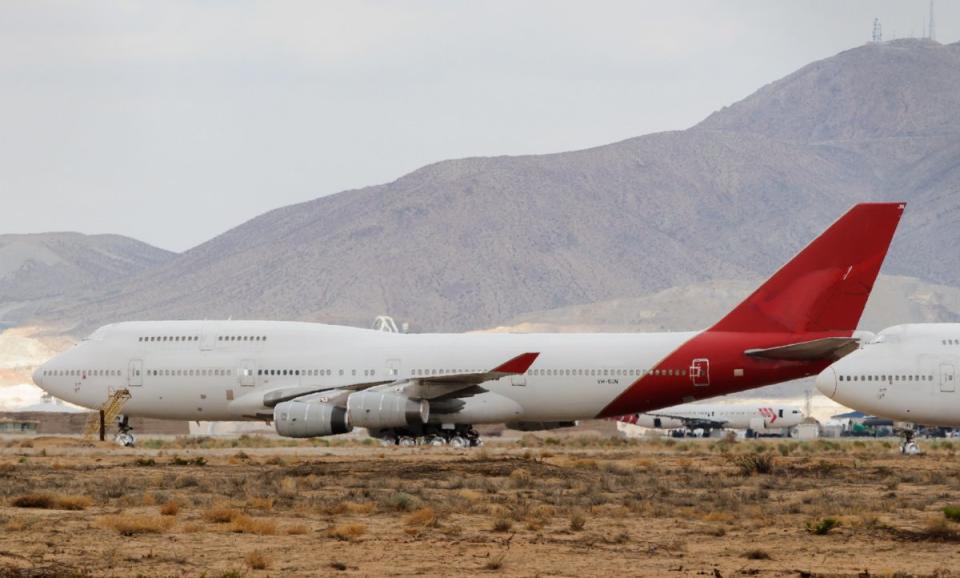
[[260, 352, 540, 409]]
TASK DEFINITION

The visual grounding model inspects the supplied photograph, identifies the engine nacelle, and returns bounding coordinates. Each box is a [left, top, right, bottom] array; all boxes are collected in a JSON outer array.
[[274, 400, 352, 438], [506, 421, 577, 432], [346, 391, 428, 429]]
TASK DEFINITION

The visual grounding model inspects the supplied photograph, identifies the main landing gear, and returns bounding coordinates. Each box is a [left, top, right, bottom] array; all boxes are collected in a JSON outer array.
[[114, 415, 136, 447], [379, 425, 483, 448]]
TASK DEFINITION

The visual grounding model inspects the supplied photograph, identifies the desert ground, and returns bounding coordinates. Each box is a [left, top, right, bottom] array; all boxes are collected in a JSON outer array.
[[0, 435, 959, 577]]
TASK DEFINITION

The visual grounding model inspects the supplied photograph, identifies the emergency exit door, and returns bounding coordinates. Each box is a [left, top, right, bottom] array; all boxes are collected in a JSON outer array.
[[690, 358, 710, 387], [941, 363, 955, 393]]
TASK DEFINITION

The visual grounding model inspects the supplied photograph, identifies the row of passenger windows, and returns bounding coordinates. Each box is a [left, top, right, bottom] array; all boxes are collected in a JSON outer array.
[[148, 369, 233, 377], [44, 369, 120, 377], [840, 374, 934, 382], [137, 335, 269, 343], [528, 368, 680, 377], [944, 340, 960, 345]]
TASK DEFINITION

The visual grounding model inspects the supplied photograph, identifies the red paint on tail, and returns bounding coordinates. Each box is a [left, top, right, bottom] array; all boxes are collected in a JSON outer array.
[[598, 203, 905, 418]]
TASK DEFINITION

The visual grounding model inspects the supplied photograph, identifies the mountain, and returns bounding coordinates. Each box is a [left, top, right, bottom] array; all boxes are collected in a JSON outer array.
[[0, 233, 174, 323], [27, 39, 960, 333], [484, 274, 960, 335]]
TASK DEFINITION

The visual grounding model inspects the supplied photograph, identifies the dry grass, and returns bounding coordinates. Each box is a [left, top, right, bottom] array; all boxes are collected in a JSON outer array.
[[327, 523, 367, 541], [285, 523, 310, 535], [203, 506, 242, 523], [11, 493, 91, 510], [247, 496, 274, 511], [406, 507, 438, 528], [6, 437, 960, 576], [230, 514, 278, 535], [245, 550, 270, 570], [98, 514, 174, 536]]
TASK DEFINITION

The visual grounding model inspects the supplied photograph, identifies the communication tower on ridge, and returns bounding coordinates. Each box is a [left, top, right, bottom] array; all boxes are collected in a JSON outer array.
[[929, 0, 936, 41], [872, 17, 883, 43]]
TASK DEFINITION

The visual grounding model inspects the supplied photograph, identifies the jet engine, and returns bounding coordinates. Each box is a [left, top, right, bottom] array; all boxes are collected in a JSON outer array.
[[274, 400, 352, 438], [346, 391, 429, 429]]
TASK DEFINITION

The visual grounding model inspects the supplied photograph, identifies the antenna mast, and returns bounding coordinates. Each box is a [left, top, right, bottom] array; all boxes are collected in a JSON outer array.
[[929, 0, 936, 41], [872, 17, 883, 43]]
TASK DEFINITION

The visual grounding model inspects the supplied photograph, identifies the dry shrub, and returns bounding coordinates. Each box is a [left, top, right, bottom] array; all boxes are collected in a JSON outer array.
[[327, 523, 367, 541], [230, 514, 277, 535], [248, 496, 274, 511], [277, 476, 298, 499], [492, 517, 513, 532], [142, 493, 157, 506], [160, 501, 180, 516], [734, 453, 775, 476], [321, 500, 376, 516], [509, 468, 532, 488], [11, 493, 91, 510], [743, 549, 771, 560], [285, 523, 309, 535], [11, 494, 54, 509], [245, 550, 269, 570], [203, 506, 242, 523], [406, 507, 438, 528], [458, 489, 484, 502], [99, 514, 173, 536], [569, 511, 586, 532]]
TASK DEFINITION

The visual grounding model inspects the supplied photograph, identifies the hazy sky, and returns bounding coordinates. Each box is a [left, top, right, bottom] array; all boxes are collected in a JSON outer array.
[[2, 1, 957, 252]]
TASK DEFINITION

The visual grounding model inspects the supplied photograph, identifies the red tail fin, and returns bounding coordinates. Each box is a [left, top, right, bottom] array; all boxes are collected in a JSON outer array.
[[709, 203, 905, 334]]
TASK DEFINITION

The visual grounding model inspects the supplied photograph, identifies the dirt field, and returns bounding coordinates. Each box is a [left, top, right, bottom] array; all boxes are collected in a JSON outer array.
[[0, 435, 959, 577]]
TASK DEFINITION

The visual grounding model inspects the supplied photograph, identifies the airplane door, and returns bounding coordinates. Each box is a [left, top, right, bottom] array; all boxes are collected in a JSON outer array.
[[239, 359, 256, 387], [128, 359, 143, 387], [690, 358, 710, 387], [941, 363, 956, 393], [386, 359, 401, 378], [200, 327, 216, 351]]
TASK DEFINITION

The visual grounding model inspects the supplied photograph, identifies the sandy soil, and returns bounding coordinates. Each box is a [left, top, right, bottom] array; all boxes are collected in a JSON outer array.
[[0, 436, 959, 577]]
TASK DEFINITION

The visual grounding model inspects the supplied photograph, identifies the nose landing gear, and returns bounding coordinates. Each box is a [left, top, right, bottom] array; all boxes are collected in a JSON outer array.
[[896, 427, 921, 455]]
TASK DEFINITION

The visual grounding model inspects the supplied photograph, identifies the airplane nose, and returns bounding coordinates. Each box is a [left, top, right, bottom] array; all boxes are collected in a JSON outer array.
[[815, 366, 837, 398], [32, 366, 43, 387]]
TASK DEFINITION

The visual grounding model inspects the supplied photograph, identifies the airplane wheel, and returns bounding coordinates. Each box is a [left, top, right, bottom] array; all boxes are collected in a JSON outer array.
[[398, 436, 417, 447], [449, 435, 468, 449], [115, 432, 135, 447], [428, 436, 446, 447]]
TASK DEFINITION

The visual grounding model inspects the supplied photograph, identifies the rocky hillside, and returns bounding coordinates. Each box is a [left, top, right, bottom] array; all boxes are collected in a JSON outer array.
[[28, 39, 960, 333], [0, 233, 173, 321]]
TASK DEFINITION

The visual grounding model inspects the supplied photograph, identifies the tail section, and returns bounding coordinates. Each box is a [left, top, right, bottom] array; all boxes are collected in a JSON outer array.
[[709, 202, 905, 335]]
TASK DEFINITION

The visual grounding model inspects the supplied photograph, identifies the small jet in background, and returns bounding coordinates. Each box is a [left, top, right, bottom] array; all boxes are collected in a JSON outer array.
[[619, 403, 805, 437]]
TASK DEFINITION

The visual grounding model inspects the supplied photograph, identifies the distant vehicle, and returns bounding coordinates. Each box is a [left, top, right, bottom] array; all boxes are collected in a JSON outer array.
[[620, 403, 805, 437], [817, 323, 960, 450], [33, 203, 903, 447]]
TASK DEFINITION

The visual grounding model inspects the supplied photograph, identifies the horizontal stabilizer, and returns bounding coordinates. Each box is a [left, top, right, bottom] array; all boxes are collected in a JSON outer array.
[[744, 336, 859, 361]]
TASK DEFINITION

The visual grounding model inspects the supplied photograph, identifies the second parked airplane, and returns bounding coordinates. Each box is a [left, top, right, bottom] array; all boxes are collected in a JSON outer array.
[[33, 203, 904, 446]]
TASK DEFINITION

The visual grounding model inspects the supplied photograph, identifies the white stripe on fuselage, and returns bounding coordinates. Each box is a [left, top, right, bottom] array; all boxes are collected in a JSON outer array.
[[37, 321, 695, 422]]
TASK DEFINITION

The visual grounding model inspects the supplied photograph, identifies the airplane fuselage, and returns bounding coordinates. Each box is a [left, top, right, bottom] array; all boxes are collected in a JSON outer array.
[[35, 320, 823, 424], [817, 324, 960, 427]]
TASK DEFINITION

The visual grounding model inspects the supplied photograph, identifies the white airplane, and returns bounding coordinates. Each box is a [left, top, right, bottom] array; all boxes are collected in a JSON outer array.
[[32, 203, 904, 446], [817, 323, 960, 429], [619, 403, 805, 436]]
